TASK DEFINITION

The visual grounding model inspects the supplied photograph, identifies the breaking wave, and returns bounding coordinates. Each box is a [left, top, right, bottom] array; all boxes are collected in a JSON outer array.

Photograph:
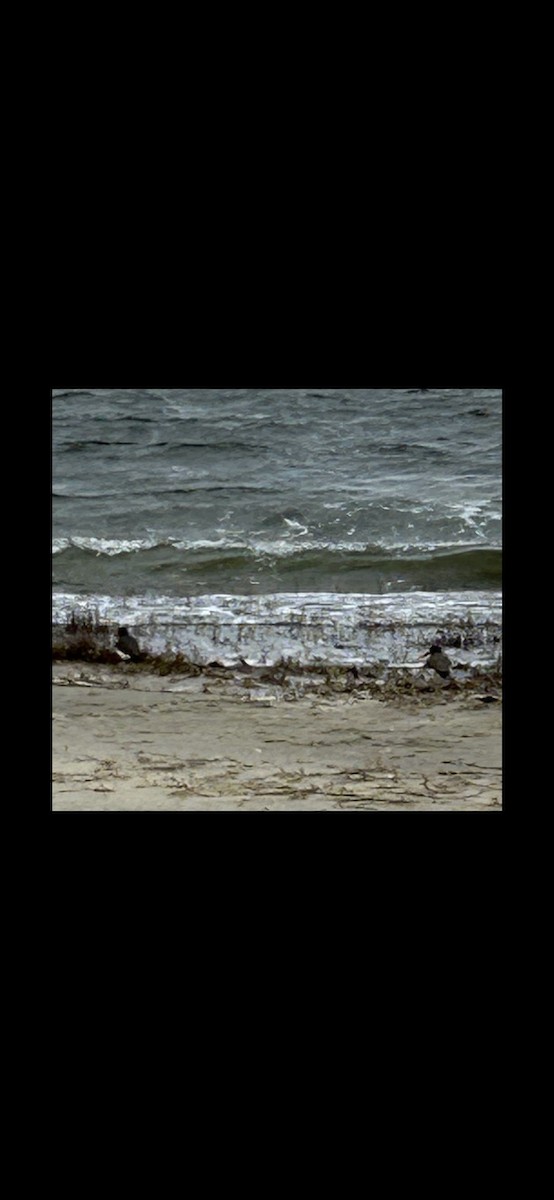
[[52, 536, 501, 585]]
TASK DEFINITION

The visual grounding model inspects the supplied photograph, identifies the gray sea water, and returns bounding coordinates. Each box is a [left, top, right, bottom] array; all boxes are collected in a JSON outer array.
[[52, 388, 502, 666]]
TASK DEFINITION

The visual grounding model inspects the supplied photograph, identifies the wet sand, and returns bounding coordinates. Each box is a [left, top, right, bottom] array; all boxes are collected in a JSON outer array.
[[52, 663, 502, 811]]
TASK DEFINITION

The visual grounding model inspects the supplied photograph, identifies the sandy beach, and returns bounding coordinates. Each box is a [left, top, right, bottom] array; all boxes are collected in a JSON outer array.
[[52, 663, 502, 811]]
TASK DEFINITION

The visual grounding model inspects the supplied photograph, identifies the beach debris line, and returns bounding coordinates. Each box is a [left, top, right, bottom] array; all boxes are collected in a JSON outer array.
[[52, 653, 502, 707]]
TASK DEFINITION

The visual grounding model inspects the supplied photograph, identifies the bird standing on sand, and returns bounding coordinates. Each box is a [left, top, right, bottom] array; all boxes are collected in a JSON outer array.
[[116, 626, 141, 661], [425, 643, 451, 679]]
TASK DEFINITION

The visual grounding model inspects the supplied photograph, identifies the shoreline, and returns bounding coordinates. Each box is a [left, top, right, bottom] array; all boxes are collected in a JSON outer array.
[[52, 588, 502, 673], [52, 662, 502, 811]]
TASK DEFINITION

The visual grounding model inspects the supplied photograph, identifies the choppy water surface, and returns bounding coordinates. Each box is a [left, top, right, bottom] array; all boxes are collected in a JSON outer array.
[[52, 388, 502, 664]]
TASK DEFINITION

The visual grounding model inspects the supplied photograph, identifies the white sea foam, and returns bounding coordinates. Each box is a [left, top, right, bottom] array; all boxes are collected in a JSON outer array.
[[52, 590, 502, 668], [52, 536, 160, 556], [52, 534, 495, 559]]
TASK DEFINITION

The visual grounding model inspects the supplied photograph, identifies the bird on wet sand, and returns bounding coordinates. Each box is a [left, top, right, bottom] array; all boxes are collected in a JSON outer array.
[[425, 643, 452, 679], [115, 626, 141, 661]]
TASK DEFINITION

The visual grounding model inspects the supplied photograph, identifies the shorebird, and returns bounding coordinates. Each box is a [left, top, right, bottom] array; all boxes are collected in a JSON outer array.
[[425, 643, 451, 679], [115, 626, 141, 661]]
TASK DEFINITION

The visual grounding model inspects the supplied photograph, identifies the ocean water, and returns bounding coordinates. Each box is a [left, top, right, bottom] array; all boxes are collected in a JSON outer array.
[[52, 388, 502, 667]]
